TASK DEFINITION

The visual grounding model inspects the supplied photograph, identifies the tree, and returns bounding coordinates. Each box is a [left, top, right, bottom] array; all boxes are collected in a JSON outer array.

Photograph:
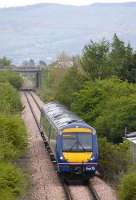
[[119, 49, 136, 83], [56, 66, 86, 108], [81, 40, 111, 80], [39, 67, 67, 101], [71, 77, 136, 143], [22, 59, 35, 67], [110, 34, 126, 70], [110, 34, 136, 83], [0, 57, 11, 66], [39, 60, 47, 68], [56, 51, 73, 68]]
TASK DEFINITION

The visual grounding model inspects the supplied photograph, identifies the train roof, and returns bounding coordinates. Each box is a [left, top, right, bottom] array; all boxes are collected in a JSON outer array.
[[41, 102, 94, 131]]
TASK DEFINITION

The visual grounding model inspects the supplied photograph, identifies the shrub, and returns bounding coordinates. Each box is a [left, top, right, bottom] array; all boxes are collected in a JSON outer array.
[[0, 162, 26, 200], [0, 71, 22, 90], [98, 138, 131, 182], [0, 82, 22, 114], [119, 170, 136, 200], [0, 114, 27, 160]]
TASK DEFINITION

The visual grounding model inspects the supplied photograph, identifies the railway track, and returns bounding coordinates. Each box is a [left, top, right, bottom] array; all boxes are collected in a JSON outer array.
[[24, 91, 101, 200]]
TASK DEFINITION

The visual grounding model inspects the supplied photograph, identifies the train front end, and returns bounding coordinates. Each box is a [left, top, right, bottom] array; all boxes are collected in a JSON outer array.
[[57, 123, 98, 176]]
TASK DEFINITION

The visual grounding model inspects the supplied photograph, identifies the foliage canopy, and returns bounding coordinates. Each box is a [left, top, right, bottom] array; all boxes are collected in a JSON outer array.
[[71, 77, 136, 143]]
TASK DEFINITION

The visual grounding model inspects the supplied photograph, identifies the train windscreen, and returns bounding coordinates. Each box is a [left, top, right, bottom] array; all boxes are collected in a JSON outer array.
[[63, 133, 92, 152]]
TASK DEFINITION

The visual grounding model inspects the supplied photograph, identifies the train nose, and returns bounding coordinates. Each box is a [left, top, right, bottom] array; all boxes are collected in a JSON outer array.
[[63, 152, 93, 163]]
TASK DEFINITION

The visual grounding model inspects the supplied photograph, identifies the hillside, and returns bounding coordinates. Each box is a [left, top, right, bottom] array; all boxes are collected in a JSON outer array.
[[0, 2, 136, 63]]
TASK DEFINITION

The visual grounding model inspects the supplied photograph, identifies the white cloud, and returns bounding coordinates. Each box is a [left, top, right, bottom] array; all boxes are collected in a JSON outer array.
[[0, 0, 136, 7]]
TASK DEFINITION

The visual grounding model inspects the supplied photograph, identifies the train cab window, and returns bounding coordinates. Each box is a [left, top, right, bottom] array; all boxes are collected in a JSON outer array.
[[63, 133, 92, 152]]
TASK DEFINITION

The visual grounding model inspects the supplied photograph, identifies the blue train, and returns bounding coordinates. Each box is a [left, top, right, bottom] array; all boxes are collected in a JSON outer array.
[[40, 102, 98, 176]]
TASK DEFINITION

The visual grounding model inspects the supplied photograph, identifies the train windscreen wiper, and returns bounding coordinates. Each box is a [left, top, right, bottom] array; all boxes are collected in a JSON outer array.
[[69, 140, 86, 152]]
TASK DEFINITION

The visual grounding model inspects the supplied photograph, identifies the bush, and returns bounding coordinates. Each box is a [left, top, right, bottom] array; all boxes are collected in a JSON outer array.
[[0, 71, 22, 90], [72, 77, 136, 143], [119, 170, 136, 200], [98, 138, 131, 182], [0, 114, 27, 160], [0, 69, 27, 200], [0, 82, 22, 114], [0, 162, 26, 200]]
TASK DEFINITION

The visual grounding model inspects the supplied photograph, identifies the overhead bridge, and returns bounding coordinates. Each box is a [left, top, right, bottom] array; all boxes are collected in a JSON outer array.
[[0, 66, 42, 88]]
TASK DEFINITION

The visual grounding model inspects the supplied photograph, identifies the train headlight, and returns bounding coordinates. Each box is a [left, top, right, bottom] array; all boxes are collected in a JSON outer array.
[[91, 157, 95, 161], [60, 156, 64, 160]]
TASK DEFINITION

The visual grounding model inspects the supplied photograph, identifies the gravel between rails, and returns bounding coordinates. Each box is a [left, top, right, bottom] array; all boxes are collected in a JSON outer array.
[[26, 92, 97, 200], [26, 92, 118, 200], [31, 91, 45, 108], [21, 92, 66, 200], [90, 177, 118, 200], [69, 185, 94, 200]]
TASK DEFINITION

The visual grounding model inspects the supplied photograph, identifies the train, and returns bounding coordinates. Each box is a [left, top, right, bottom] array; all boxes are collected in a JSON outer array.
[[40, 102, 98, 176]]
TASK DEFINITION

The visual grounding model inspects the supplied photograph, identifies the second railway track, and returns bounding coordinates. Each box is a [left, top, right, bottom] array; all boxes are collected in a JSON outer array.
[[24, 91, 101, 200]]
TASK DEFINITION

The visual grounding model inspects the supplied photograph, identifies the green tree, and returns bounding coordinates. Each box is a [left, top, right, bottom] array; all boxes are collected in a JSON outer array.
[[39, 67, 67, 101], [0, 57, 11, 66], [71, 77, 136, 143], [120, 49, 136, 83], [110, 34, 136, 83], [81, 40, 111, 80], [56, 66, 86, 108], [110, 34, 126, 70]]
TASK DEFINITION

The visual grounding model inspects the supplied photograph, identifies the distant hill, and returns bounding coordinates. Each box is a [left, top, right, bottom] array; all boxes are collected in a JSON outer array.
[[0, 2, 136, 64]]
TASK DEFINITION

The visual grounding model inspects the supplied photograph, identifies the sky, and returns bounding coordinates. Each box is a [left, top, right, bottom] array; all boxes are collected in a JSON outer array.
[[0, 0, 135, 7]]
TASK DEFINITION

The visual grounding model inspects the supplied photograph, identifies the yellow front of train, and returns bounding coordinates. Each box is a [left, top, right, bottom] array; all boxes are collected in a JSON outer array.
[[58, 124, 98, 175], [62, 127, 93, 164]]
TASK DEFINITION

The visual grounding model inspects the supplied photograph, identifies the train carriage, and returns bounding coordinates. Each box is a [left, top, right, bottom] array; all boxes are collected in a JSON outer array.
[[40, 102, 98, 176]]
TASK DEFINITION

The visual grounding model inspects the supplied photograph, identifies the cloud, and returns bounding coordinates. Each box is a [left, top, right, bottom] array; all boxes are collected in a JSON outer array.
[[0, 0, 135, 8]]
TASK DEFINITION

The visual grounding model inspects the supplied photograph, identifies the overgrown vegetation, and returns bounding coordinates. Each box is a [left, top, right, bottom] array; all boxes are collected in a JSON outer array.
[[99, 138, 131, 182], [39, 34, 136, 198], [0, 162, 26, 200], [0, 71, 23, 90], [0, 69, 27, 200], [0, 82, 22, 114], [119, 167, 136, 200], [71, 78, 136, 143]]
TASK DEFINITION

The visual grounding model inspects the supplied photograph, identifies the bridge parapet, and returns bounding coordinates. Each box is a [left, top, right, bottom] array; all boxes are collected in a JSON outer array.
[[0, 65, 42, 88], [0, 65, 41, 72]]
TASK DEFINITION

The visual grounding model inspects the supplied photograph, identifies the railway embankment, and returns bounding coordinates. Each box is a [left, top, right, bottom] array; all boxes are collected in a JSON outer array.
[[0, 71, 27, 200]]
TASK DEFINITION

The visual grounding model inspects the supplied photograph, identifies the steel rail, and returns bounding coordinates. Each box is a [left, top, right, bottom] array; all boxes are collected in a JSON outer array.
[[24, 91, 73, 200], [29, 91, 41, 111], [24, 92, 41, 131], [88, 182, 101, 200], [25, 91, 102, 200], [29, 91, 102, 200]]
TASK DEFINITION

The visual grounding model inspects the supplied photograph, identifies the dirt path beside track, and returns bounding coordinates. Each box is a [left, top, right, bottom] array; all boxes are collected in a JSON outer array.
[[21, 93, 66, 200]]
